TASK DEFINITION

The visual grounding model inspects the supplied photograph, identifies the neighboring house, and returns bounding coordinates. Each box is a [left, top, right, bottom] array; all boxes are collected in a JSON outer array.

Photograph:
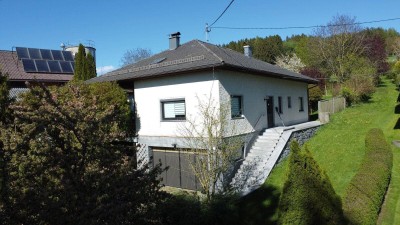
[[0, 45, 95, 98], [88, 33, 317, 190]]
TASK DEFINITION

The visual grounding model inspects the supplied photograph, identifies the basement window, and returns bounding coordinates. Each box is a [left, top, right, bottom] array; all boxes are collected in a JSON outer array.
[[161, 99, 186, 121]]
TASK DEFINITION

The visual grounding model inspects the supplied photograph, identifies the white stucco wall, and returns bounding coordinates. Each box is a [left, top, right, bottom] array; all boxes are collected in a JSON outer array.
[[134, 69, 309, 138], [218, 70, 309, 135], [134, 71, 220, 137]]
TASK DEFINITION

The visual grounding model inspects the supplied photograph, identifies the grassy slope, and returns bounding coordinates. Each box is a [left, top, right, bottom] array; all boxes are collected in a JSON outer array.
[[263, 78, 400, 224]]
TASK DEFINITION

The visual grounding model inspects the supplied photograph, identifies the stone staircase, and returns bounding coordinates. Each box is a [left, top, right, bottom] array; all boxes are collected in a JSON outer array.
[[231, 127, 284, 195]]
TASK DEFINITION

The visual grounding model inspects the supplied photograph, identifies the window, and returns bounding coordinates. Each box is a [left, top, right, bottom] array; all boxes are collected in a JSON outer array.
[[231, 95, 243, 118], [287, 96, 292, 108], [299, 97, 304, 112], [161, 99, 186, 120], [278, 96, 283, 114]]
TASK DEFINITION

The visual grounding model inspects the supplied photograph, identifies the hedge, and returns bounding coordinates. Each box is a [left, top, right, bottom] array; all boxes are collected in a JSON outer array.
[[278, 141, 345, 225], [343, 128, 393, 225]]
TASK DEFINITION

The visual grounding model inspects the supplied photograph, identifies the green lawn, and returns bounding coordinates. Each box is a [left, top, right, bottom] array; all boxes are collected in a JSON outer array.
[[259, 78, 400, 224]]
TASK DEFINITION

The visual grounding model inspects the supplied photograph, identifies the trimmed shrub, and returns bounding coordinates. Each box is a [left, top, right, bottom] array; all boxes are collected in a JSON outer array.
[[343, 128, 393, 225], [278, 141, 345, 225]]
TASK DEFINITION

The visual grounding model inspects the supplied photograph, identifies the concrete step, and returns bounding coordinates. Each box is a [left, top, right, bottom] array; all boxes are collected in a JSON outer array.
[[259, 134, 280, 139], [248, 148, 274, 154], [253, 142, 277, 148], [251, 146, 275, 152], [262, 129, 282, 135], [256, 137, 279, 143], [247, 152, 271, 159]]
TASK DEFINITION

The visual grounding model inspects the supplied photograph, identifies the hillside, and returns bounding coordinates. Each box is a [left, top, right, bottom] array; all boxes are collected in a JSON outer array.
[[256, 78, 400, 224]]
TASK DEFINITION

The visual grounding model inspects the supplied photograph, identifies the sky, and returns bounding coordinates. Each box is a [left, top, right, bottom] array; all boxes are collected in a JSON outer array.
[[1, 0, 399, 75]]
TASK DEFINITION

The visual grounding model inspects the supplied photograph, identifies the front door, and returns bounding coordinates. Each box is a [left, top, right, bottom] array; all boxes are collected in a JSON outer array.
[[265, 96, 274, 128]]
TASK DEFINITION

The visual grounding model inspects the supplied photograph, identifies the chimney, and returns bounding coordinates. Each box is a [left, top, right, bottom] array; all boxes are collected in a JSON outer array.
[[243, 45, 252, 57], [169, 32, 181, 50]]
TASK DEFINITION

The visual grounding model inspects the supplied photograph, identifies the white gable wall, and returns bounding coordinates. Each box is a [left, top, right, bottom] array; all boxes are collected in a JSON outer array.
[[134, 71, 219, 137]]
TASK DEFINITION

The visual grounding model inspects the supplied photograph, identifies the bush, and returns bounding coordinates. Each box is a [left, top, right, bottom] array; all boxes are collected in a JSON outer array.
[[341, 73, 375, 104], [343, 128, 393, 225], [278, 141, 345, 225], [1, 82, 168, 224], [162, 193, 240, 225]]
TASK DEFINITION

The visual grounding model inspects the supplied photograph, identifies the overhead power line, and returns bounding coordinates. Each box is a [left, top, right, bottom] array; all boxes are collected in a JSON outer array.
[[211, 17, 400, 30], [209, 0, 235, 27]]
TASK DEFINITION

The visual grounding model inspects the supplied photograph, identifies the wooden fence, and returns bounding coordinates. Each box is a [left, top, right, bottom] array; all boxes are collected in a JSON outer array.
[[318, 97, 346, 123]]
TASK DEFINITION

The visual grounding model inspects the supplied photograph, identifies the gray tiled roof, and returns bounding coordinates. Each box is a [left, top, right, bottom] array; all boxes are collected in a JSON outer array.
[[87, 40, 317, 84]]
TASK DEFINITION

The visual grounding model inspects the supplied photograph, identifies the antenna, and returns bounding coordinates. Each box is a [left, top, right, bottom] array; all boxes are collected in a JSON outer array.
[[205, 23, 211, 42]]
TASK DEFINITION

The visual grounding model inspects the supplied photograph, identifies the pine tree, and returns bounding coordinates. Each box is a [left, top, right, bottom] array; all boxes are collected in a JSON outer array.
[[73, 44, 86, 81], [85, 52, 96, 80], [278, 141, 345, 225]]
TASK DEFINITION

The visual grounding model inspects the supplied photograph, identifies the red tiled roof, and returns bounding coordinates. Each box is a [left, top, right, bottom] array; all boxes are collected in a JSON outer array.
[[0, 50, 73, 83]]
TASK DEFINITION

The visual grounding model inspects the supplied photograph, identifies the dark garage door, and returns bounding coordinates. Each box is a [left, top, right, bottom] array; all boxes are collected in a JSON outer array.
[[153, 148, 200, 190]]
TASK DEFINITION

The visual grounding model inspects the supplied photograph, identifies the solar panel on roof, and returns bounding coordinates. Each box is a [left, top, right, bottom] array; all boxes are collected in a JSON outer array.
[[51, 50, 64, 60], [48, 61, 62, 73], [60, 61, 73, 73], [21, 59, 37, 72], [35, 60, 50, 72], [62, 51, 74, 61], [16, 46, 75, 74], [28, 48, 41, 59], [16, 47, 30, 59], [40, 49, 53, 60]]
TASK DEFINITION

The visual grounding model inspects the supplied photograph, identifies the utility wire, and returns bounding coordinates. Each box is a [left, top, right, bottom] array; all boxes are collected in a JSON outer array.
[[211, 17, 400, 30], [209, 0, 235, 27]]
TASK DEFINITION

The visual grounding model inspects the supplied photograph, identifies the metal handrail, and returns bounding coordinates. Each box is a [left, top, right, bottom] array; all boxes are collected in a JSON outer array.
[[252, 113, 265, 132]]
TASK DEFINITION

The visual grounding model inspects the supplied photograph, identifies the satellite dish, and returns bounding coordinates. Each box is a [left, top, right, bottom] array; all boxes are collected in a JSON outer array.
[[60, 43, 65, 50]]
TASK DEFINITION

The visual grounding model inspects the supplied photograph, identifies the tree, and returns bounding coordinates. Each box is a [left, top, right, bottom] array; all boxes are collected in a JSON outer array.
[[313, 14, 366, 82], [223, 35, 285, 64], [362, 30, 389, 73], [85, 52, 97, 80], [0, 71, 13, 124], [73, 44, 97, 81], [300, 68, 326, 112], [278, 141, 345, 225], [121, 48, 152, 67], [0, 81, 168, 224], [253, 35, 284, 64], [179, 96, 244, 201], [73, 44, 86, 81], [275, 53, 305, 73], [0, 70, 14, 222]]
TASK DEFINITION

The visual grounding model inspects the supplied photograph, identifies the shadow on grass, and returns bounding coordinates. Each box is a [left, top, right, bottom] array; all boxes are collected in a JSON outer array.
[[397, 93, 400, 103], [238, 184, 281, 225], [395, 104, 400, 114], [161, 184, 281, 225], [309, 113, 318, 121], [394, 118, 400, 129]]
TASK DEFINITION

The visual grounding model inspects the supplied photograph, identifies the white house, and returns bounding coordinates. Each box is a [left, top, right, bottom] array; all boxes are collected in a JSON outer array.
[[88, 33, 317, 190]]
